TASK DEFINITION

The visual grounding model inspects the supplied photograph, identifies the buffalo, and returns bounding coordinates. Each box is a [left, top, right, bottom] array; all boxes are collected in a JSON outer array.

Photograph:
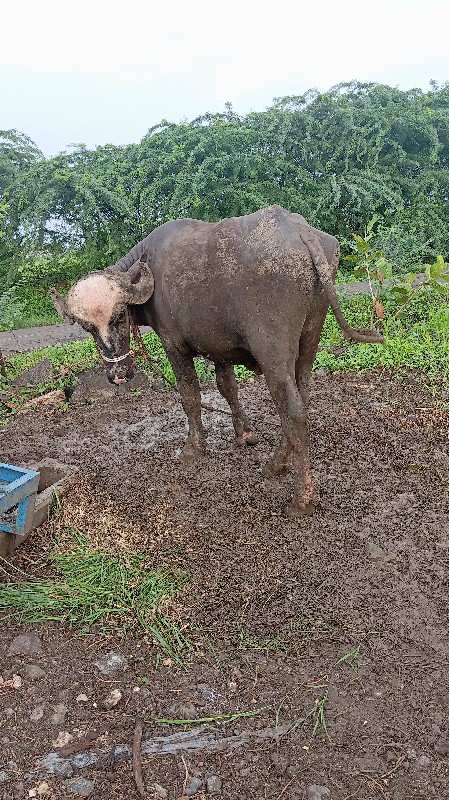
[[52, 205, 383, 516]]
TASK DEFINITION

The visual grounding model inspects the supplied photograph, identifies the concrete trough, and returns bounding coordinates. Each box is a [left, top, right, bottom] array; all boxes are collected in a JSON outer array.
[[0, 458, 77, 559]]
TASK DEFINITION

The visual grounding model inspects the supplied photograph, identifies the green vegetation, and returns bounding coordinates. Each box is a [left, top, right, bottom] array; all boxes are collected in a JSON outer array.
[[315, 289, 449, 384], [0, 530, 190, 665]]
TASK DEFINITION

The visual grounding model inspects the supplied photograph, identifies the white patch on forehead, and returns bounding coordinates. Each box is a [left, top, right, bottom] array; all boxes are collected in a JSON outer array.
[[68, 275, 123, 340]]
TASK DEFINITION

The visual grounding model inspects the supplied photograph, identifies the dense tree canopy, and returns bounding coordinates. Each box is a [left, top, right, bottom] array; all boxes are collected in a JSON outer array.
[[1, 81, 449, 293]]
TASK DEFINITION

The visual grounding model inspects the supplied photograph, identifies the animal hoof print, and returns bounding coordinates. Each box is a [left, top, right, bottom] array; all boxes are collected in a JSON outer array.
[[180, 444, 206, 463], [284, 499, 317, 518], [235, 432, 259, 447], [263, 461, 291, 478]]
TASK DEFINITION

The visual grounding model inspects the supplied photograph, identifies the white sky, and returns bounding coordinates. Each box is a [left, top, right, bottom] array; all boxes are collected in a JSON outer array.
[[2, 0, 448, 157]]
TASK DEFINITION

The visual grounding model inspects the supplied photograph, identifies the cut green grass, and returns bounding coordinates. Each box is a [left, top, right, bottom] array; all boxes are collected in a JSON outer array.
[[150, 708, 266, 726], [0, 530, 190, 666]]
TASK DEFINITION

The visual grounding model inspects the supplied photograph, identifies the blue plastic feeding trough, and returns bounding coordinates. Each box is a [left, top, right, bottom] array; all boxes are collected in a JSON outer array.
[[0, 463, 39, 536]]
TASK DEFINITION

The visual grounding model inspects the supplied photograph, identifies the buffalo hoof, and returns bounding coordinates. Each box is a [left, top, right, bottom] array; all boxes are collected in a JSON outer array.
[[235, 430, 259, 447], [180, 442, 206, 462]]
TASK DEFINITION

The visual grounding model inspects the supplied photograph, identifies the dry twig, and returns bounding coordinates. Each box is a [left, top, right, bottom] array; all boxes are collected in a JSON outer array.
[[132, 716, 145, 798]]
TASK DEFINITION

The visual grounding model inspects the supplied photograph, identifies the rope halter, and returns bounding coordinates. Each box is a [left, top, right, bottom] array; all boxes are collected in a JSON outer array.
[[97, 349, 133, 364]]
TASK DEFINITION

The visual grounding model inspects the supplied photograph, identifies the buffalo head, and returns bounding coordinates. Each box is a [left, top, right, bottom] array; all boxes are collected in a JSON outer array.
[[51, 258, 154, 384]]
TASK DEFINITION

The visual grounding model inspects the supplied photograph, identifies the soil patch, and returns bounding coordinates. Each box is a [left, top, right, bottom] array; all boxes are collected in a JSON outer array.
[[1, 371, 449, 799]]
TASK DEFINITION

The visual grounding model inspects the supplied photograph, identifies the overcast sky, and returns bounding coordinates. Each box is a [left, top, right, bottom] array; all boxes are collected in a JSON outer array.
[[2, 0, 448, 157]]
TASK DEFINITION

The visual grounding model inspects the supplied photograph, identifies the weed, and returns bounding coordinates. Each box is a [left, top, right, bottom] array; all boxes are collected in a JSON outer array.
[[290, 686, 333, 747], [336, 631, 376, 673], [237, 625, 284, 653]]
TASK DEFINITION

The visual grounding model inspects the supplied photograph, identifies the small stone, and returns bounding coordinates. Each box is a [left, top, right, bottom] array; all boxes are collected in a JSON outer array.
[[417, 755, 431, 767], [71, 752, 99, 769], [366, 542, 386, 562], [23, 665, 46, 682], [5, 708, 14, 718], [307, 785, 331, 800], [40, 753, 73, 778], [12, 359, 54, 387], [63, 777, 95, 796], [8, 633, 43, 656], [139, 687, 150, 698], [153, 784, 168, 798], [196, 684, 220, 702], [184, 777, 203, 796], [52, 731, 74, 748], [434, 737, 449, 755], [76, 693, 89, 703], [206, 774, 222, 793], [36, 782, 50, 796], [94, 651, 128, 676], [106, 745, 131, 766], [12, 674, 22, 688], [102, 689, 122, 710], [30, 705, 45, 722], [51, 703, 68, 725], [0, 771, 10, 784]]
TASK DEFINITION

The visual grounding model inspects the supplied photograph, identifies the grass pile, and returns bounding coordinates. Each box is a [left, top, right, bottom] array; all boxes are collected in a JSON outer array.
[[0, 529, 190, 665]]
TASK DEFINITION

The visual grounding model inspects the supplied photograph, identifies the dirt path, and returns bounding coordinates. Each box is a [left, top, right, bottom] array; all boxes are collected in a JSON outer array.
[[0, 323, 153, 356], [1, 368, 449, 799]]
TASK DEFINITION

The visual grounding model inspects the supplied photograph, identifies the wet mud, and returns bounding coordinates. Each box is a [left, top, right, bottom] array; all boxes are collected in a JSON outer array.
[[1, 370, 449, 798]]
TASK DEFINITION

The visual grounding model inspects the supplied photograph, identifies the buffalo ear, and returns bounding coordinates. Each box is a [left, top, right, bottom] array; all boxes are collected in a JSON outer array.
[[129, 251, 150, 285], [123, 264, 154, 304], [50, 288, 75, 324]]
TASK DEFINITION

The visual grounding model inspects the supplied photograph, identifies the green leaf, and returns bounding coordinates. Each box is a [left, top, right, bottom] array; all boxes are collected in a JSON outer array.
[[429, 261, 443, 280], [353, 234, 370, 253], [366, 214, 381, 233]]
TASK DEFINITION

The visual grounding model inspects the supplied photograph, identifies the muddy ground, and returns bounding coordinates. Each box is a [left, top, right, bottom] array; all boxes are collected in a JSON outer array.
[[1, 367, 449, 800]]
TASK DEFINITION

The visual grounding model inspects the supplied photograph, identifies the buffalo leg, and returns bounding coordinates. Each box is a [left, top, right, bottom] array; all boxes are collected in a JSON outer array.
[[214, 362, 258, 446], [167, 348, 206, 461], [264, 367, 318, 516], [266, 291, 332, 478]]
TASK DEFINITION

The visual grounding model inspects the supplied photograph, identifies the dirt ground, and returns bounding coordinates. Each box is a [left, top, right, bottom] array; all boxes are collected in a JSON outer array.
[[1, 367, 449, 800]]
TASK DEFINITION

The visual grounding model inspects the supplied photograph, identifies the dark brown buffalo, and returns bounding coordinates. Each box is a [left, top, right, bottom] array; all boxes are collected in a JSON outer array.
[[52, 205, 383, 516]]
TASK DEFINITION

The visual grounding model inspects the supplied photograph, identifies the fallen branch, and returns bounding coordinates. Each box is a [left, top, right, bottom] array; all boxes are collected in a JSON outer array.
[[40, 722, 293, 774], [133, 716, 145, 798]]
